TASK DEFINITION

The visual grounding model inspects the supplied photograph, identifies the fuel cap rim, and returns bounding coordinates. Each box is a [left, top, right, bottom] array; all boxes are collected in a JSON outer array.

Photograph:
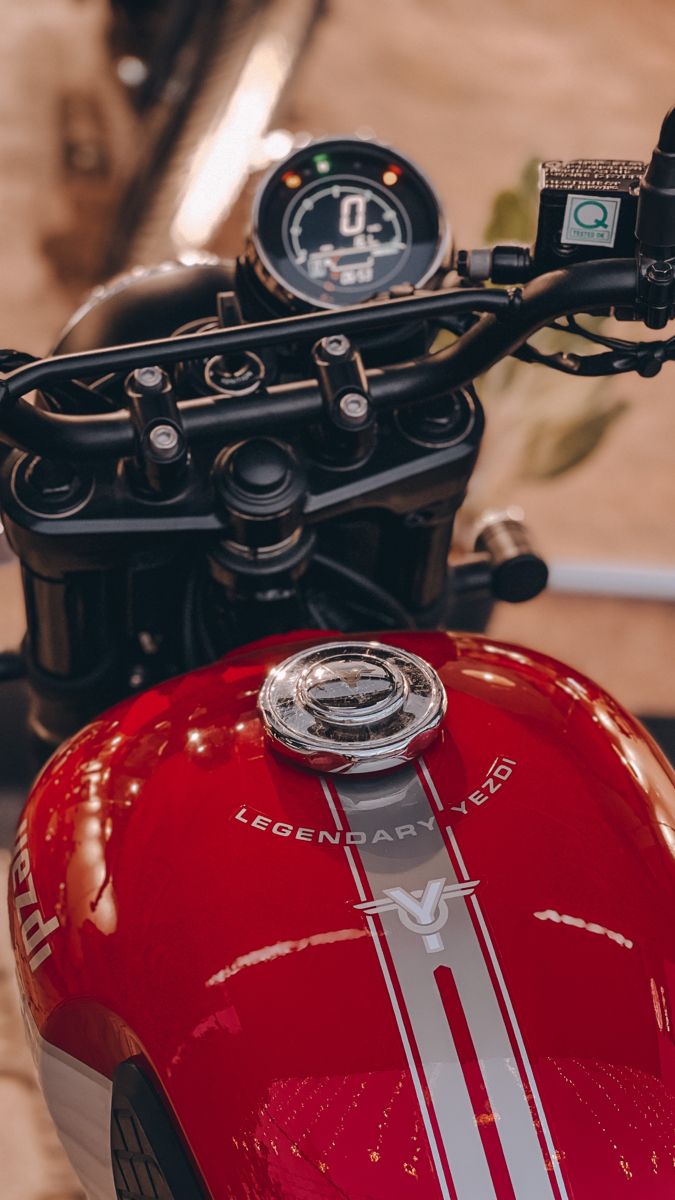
[[258, 641, 446, 774]]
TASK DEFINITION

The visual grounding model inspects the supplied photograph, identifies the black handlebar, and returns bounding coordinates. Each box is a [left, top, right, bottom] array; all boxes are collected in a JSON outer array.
[[0, 258, 640, 461], [367, 258, 639, 405]]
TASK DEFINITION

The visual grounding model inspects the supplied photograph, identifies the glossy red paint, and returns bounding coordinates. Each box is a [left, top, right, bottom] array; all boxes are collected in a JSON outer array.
[[9, 631, 675, 1198]]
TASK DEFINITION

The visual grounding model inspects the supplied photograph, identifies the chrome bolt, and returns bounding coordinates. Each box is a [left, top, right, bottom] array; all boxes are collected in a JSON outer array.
[[338, 391, 369, 424], [322, 334, 351, 358], [133, 365, 165, 390], [148, 424, 180, 455]]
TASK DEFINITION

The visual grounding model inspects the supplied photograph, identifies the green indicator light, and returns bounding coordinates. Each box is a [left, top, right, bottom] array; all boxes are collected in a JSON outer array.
[[313, 153, 331, 175]]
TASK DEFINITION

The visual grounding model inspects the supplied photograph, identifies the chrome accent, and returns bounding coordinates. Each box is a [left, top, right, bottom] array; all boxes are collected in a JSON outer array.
[[222, 527, 302, 560], [323, 334, 351, 357], [147, 425, 180, 455], [472, 504, 526, 545], [338, 392, 370, 424], [204, 350, 265, 396], [258, 641, 446, 774], [133, 365, 165, 391]]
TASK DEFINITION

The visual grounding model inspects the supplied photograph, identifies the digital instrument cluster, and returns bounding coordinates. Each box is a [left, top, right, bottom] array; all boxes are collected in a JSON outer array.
[[246, 138, 449, 310]]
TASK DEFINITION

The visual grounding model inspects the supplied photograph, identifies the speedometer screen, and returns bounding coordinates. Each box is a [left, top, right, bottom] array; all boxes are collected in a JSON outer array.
[[283, 177, 411, 295], [249, 139, 448, 309]]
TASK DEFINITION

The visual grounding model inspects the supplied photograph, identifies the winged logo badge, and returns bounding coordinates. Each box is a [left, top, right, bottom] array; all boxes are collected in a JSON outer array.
[[355, 876, 479, 954]]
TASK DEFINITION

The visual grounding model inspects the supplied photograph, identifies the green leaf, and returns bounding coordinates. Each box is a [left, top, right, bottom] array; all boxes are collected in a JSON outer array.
[[521, 397, 628, 480], [484, 157, 540, 243]]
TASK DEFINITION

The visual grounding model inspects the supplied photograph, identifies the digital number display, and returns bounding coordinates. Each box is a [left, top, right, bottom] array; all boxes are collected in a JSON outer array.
[[283, 179, 411, 297]]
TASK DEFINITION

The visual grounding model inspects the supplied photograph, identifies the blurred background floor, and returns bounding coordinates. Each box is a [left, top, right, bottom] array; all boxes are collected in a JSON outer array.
[[0, 0, 674, 1195]]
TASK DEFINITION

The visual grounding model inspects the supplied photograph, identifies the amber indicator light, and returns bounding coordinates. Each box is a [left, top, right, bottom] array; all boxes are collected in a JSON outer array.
[[382, 165, 403, 186], [282, 171, 302, 189]]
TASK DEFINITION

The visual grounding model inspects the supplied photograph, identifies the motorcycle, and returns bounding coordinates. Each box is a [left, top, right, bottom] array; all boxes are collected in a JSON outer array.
[[4, 108, 675, 1199]]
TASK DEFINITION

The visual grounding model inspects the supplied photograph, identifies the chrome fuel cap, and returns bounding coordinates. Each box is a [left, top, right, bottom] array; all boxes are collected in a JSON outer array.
[[258, 641, 446, 774]]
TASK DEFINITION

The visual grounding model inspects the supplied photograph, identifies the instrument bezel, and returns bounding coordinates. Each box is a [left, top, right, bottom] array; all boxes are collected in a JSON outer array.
[[248, 136, 450, 310]]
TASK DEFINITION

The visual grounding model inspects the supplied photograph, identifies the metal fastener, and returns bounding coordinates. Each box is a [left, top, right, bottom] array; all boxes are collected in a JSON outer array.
[[133, 365, 165, 390], [321, 334, 351, 358], [339, 391, 369, 424], [148, 424, 180, 456]]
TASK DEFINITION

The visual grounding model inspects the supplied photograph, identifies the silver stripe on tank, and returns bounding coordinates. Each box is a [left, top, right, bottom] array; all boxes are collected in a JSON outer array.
[[419, 759, 568, 1199], [321, 778, 455, 1200], [325, 764, 560, 1200]]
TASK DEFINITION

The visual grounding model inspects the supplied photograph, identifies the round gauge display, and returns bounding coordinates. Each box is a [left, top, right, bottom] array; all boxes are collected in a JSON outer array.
[[248, 138, 449, 310]]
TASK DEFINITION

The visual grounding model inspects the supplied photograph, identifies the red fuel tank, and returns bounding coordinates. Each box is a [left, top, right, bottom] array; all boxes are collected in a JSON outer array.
[[9, 631, 675, 1199]]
